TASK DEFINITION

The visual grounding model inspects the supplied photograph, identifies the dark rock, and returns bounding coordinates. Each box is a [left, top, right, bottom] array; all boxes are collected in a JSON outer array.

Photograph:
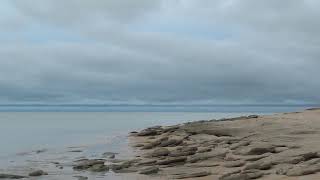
[[0, 174, 26, 179], [169, 146, 197, 157], [134, 144, 144, 147], [88, 164, 109, 172], [219, 173, 249, 180], [149, 148, 170, 157], [35, 149, 47, 154], [137, 159, 157, 166], [248, 115, 259, 118], [73, 159, 105, 170], [74, 176, 88, 180], [137, 129, 158, 136], [69, 150, 83, 153], [175, 171, 211, 179], [159, 139, 183, 147], [139, 167, 159, 175], [197, 147, 212, 153], [28, 170, 48, 177], [163, 125, 180, 133], [156, 156, 187, 165], [102, 152, 118, 159]]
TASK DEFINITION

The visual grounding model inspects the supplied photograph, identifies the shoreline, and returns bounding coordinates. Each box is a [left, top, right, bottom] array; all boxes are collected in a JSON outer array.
[[1, 109, 320, 179]]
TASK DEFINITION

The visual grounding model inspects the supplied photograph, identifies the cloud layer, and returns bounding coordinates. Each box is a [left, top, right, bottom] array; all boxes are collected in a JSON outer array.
[[0, 0, 319, 104]]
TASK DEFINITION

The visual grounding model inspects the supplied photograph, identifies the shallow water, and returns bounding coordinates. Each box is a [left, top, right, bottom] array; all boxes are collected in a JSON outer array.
[[0, 112, 258, 161]]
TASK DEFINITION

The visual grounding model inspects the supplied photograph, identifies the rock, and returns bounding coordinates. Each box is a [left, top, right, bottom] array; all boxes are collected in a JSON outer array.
[[102, 152, 118, 159], [175, 171, 211, 179], [201, 128, 240, 137], [274, 147, 289, 153], [110, 160, 137, 171], [244, 161, 272, 170], [73, 159, 105, 170], [141, 143, 155, 150], [236, 143, 275, 155], [141, 137, 169, 149], [88, 164, 109, 172], [197, 147, 212, 153], [28, 170, 48, 176], [163, 125, 180, 133], [223, 160, 246, 168], [137, 159, 157, 166], [159, 139, 183, 147], [185, 162, 220, 167], [137, 129, 158, 136], [0, 174, 26, 179], [248, 115, 259, 118], [156, 156, 187, 165], [169, 147, 197, 157], [229, 141, 250, 150], [35, 149, 47, 154], [244, 153, 271, 161], [69, 150, 83, 153], [245, 171, 264, 179], [220, 174, 249, 180], [139, 167, 159, 175], [74, 176, 88, 180], [285, 165, 320, 176], [134, 144, 144, 147], [149, 148, 170, 157], [114, 168, 139, 173], [219, 170, 247, 180], [187, 149, 228, 163], [219, 170, 263, 180], [224, 153, 241, 161]]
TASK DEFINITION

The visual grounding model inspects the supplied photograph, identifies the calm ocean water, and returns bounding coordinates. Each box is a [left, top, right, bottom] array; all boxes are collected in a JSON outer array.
[[0, 105, 315, 168]]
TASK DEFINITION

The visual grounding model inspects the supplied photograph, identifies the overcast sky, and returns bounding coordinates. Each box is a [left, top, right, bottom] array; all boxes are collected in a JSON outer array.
[[0, 0, 319, 105]]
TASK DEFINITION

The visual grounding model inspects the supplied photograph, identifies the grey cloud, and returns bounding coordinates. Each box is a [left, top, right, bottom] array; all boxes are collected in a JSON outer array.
[[0, 0, 319, 104]]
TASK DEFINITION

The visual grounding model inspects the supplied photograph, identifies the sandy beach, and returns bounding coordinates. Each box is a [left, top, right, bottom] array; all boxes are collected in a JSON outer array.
[[2, 109, 320, 179]]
